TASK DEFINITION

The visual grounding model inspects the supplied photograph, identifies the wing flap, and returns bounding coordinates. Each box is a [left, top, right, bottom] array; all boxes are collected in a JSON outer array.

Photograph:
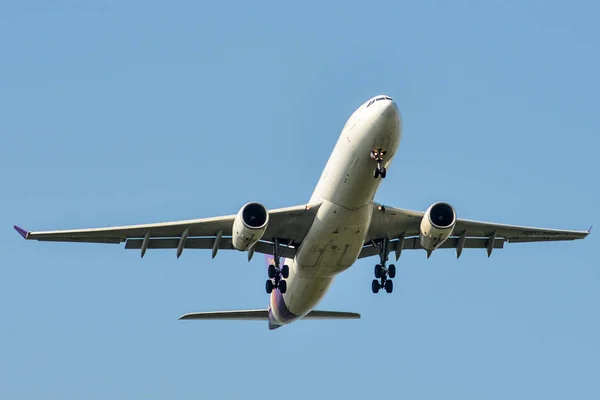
[[505, 236, 587, 243], [124, 237, 296, 258], [358, 236, 505, 259], [29, 236, 123, 244], [125, 237, 234, 250]]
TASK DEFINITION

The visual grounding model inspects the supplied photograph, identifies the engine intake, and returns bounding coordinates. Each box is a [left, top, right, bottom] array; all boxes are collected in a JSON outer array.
[[419, 202, 456, 251], [232, 202, 269, 251]]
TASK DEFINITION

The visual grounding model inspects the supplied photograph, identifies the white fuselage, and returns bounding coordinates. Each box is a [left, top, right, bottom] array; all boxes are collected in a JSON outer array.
[[268, 95, 402, 328]]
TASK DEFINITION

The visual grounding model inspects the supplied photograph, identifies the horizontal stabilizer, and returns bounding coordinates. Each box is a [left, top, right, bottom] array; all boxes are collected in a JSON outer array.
[[179, 309, 360, 321], [179, 310, 269, 320], [302, 310, 360, 319]]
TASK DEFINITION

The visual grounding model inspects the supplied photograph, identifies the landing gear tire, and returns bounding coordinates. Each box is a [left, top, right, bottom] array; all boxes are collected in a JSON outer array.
[[384, 279, 393, 293], [371, 148, 387, 179], [266, 280, 274, 294], [388, 264, 396, 279], [372, 279, 380, 294], [374, 264, 384, 279], [268, 265, 277, 279], [281, 265, 289, 279], [373, 166, 386, 179], [278, 280, 287, 294]]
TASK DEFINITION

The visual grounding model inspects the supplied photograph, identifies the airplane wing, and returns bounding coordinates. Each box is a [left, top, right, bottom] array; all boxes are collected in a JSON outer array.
[[361, 203, 591, 259], [14, 202, 322, 260]]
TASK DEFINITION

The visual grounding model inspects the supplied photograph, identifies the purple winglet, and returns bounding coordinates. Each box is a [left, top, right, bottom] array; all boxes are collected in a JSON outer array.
[[14, 225, 29, 239]]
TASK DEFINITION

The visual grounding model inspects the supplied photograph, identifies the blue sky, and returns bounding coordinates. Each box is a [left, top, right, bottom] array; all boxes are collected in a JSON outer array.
[[1, 1, 599, 398]]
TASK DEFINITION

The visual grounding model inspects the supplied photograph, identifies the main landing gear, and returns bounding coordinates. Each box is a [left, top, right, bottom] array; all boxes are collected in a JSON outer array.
[[266, 239, 289, 294], [370, 148, 387, 179], [371, 238, 395, 294]]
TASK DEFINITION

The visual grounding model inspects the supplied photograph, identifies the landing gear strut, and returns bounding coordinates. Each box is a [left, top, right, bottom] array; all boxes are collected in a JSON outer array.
[[266, 238, 289, 294], [370, 148, 387, 179], [371, 238, 395, 294]]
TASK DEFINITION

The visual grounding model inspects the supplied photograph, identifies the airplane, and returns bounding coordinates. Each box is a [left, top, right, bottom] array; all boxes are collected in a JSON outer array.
[[14, 94, 591, 330]]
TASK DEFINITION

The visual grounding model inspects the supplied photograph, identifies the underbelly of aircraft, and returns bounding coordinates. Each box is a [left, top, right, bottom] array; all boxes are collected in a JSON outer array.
[[295, 201, 372, 276], [279, 200, 372, 317]]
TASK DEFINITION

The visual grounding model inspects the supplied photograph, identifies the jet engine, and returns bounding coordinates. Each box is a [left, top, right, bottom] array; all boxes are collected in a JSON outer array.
[[419, 202, 456, 251], [232, 202, 269, 251]]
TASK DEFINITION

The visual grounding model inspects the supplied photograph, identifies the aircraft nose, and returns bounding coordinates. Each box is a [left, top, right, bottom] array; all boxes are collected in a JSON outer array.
[[381, 99, 399, 119]]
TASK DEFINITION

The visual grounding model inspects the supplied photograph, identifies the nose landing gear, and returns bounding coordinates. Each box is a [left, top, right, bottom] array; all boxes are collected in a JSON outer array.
[[371, 238, 395, 294], [265, 239, 289, 294], [370, 148, 387, 179]]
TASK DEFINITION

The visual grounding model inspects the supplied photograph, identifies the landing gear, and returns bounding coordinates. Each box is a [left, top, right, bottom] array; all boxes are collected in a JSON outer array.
[[373, 167, 387, 179], [370, 148, 387, 179], [266, 238, 288, 294], [371, 238, 395, 294]]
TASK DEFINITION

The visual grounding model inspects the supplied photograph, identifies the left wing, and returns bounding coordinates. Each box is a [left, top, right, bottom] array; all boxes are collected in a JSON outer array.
[[361, 203, 591, 259], [14, 202, 322, 259]]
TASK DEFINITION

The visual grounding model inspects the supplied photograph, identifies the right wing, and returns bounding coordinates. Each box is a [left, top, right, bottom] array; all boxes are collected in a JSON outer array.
[[14, 201, 323, 259], [362, 203, 591, 259]]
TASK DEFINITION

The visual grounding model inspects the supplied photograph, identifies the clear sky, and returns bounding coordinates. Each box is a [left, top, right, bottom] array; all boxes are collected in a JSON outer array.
[[1, 1, 599, 399]]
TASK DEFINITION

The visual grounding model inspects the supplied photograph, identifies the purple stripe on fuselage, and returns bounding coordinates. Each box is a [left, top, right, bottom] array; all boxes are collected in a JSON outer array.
[[268, 308, 280, 330], [265, 254, 285, 269], [265, 254, 275, 268], [268, 289, 298, 329]]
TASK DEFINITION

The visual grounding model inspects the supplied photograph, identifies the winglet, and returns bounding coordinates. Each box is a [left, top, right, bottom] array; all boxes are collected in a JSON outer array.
[[589, 225, 593, 234], [14, 225, 29, 239]]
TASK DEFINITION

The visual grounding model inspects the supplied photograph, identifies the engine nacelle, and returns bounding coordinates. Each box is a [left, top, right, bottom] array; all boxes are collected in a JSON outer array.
[[232, 202, 269, 251], [419, 202, 457, 251]]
